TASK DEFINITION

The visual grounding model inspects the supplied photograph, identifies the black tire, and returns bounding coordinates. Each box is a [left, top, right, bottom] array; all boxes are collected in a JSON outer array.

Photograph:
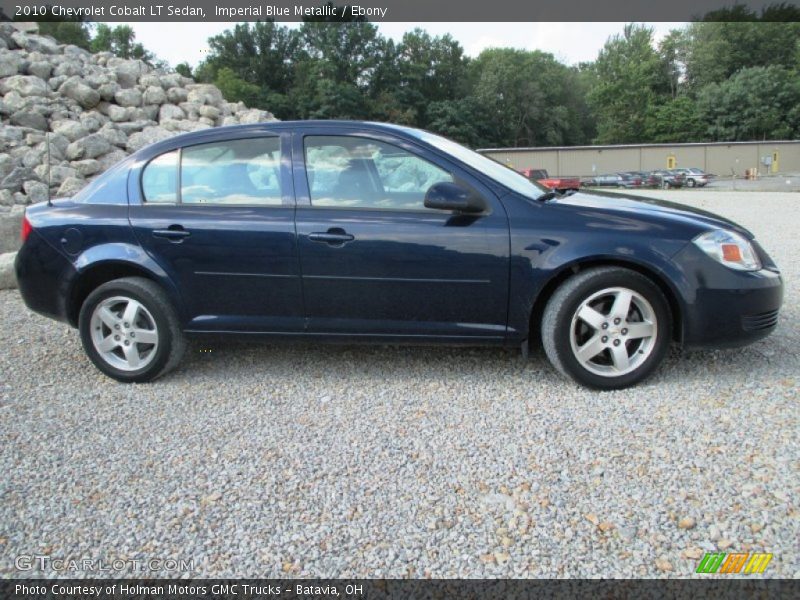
[[541, 267, 672, 390], [78, 277, 186, 383]]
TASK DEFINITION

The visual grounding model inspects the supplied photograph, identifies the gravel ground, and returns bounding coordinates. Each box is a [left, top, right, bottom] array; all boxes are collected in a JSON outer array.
[[688, 175, 800, 193], [0, 192, 797, 579]]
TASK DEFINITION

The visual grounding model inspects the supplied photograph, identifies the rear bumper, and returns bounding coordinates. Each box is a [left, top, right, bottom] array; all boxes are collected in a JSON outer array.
[[15, 230, 76, 324], [672, 243, 783, 349]]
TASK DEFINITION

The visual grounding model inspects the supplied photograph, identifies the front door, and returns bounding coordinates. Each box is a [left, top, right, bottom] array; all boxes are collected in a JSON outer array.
[[128, 133, 303, 332], [293, 131, 510, 339]]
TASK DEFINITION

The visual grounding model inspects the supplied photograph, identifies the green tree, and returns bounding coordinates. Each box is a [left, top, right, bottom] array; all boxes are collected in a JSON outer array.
[[426, 97, 495, 147], [91, 24, 155, 63], [202, 22, 301, 95], [174, 62, 193, 79], [383, 29, 469, 127], [588, 24, 670, 144], [290, 20, 392, 120], [300, 20, 385, 88], [465, 48, 593, 147], [682, 7, 800, 91], [658, 29, 686, 99], [195, 21, 303, 119], [644, 96, 705, 142], [37, 19, 92, 49], [697, 66, 800, 141], [213, 67, 262, 107]]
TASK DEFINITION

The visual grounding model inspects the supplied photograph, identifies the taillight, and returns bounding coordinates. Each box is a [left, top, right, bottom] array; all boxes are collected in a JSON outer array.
[[21, 214, 32, 243]]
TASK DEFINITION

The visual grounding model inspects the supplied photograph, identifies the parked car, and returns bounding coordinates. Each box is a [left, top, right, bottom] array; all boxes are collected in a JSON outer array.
[[519, 168, 581, 193], [582, 174, 625, 188], [616, 172, 644, 188], [650, 169, 685, 189], [672, 167, 712, 188], [15, 121, 783, 390], [623, 171, 660, 188]]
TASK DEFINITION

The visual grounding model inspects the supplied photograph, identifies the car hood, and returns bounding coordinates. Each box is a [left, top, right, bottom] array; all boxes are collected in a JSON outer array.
[[551, 190, 753, 238]]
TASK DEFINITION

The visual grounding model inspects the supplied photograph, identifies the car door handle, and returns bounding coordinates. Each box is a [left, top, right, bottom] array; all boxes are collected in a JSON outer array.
[[308, 231, 355, 244], [152, 226, 191, 242]]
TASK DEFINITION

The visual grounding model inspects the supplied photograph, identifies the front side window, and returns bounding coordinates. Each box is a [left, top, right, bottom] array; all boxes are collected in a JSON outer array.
[[141, 137, 282, 205], [304, 136, 453, 210]]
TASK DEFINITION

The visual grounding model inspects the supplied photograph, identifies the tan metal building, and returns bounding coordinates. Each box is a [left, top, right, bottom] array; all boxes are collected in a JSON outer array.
[[479, 140, 800, 178]]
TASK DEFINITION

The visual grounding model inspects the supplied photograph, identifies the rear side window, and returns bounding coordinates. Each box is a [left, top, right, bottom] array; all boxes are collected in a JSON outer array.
[[182, 137, 281, 205], [142, 150, 179, 203], [141, 137, 281, 205]]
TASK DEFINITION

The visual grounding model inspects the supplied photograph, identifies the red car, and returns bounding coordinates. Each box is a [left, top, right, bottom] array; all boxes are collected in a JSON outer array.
[[519, 168, 581, 193]]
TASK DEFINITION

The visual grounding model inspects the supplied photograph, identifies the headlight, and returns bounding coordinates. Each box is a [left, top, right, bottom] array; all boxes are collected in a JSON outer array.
[[693, 230, 761, 271]]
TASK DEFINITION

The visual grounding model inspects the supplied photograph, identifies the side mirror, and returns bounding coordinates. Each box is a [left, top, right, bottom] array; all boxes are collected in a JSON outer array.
[[424, 181, 486, 214]]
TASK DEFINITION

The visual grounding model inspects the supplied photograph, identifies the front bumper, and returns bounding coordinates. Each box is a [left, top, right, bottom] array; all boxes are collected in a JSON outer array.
[[672, 241, 783, 349]]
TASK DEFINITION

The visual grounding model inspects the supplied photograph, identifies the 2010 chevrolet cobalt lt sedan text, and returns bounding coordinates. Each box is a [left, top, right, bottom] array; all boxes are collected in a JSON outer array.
[[15, 121, 783, 389]]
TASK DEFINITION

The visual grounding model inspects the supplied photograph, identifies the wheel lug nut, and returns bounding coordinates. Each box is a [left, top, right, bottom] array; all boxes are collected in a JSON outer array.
[[130, 332, 135, 338], [622, 328, 628, 335], [601, 323, 608, 329], [124, 340, 130, 346], [114, 324, 120, 330], [601, 336, 608, 343], [613, 318, 621, 325], [613, 339, 621, 346], [114, 335, 120, 341]]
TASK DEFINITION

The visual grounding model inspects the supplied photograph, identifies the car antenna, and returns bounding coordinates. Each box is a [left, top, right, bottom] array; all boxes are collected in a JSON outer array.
[[45, 132, 52, 206]]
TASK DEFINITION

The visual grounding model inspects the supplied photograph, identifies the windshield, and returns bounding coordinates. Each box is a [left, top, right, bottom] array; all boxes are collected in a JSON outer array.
[[409, 129, 547, 199]]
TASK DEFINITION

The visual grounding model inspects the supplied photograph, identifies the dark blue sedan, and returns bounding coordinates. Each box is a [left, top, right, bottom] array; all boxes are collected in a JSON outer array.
[[14, 121, 783, 389]]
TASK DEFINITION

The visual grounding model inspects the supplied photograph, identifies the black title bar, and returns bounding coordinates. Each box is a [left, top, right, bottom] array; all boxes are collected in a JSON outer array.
[[1, 0, 798, 22], [2, 579, 799, 600]]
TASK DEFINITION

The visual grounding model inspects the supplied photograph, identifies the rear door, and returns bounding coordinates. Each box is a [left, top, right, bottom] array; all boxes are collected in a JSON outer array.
[[292, 129, 510, 339], [127, 132, 303, 332]]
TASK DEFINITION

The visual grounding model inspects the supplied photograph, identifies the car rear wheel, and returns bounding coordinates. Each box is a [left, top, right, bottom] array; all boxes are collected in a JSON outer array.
[[79, 277, 185, 383], [541, 267, 672, 390], [686, 178, 696, 188]]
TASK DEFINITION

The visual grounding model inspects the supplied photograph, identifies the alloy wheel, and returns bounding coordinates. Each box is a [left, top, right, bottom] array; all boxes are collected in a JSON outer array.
[[89, 296, 159, 371], [568, 287, 658, 377]]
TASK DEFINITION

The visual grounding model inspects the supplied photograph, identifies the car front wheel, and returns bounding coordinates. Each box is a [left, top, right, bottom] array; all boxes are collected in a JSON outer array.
[[541, 267, 672, 390], [79, 277, 186, 383], [686, 178, 696, 188]]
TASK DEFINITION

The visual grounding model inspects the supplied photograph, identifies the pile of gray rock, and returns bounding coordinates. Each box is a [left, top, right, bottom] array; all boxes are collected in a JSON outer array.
[[0, 22, 276, 288]]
